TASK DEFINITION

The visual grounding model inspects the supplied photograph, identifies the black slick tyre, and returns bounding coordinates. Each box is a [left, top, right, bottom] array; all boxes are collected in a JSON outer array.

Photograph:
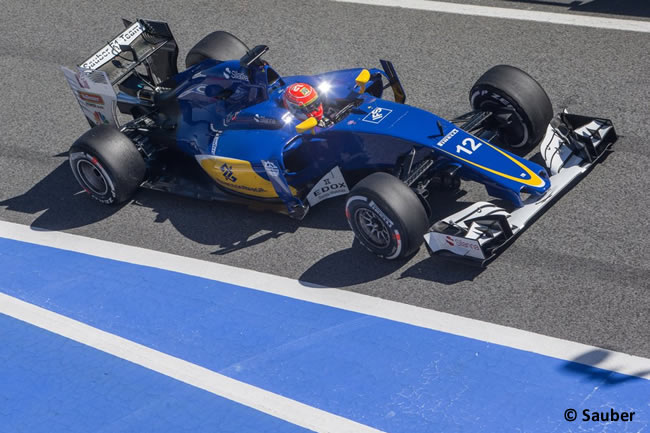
[[69, 125, 145, 205], [185, 31, 249, 69], [345, 172, 429, 260], [470, 65, 553, 148]]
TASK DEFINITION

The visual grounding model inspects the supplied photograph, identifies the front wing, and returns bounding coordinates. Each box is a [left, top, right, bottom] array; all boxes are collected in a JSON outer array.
[[424, 111, 617, 265]]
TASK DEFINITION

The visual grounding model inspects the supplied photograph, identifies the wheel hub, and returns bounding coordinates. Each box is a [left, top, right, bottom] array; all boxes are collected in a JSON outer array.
[[77, 159, 108, 195], [356, 208, 390, 248]]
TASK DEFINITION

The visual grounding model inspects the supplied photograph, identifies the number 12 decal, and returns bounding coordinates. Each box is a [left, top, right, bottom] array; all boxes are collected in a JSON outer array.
[[456, 137, 482, 155]]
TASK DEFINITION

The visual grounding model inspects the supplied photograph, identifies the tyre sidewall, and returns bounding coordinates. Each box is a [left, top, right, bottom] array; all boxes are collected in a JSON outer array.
[[346, 194, 405, 259], [69, 149, 118, 204], [345, 173, 429, 260]]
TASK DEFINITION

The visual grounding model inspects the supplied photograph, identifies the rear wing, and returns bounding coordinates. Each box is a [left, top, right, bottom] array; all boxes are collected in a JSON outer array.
[[79, 19, 178, 86], [62, 18, 178, 128]]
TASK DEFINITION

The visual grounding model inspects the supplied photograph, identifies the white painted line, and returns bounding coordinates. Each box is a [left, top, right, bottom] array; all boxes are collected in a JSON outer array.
[[331, 0, 650, 33], [1, 220, 649, 380], [0, 293, 384, 433]]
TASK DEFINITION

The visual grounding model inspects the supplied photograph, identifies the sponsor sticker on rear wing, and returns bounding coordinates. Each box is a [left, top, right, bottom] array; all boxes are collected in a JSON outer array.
[[78, 19, 175, 85], [80, 21, 144, 72], [61, 67, 117, 127]]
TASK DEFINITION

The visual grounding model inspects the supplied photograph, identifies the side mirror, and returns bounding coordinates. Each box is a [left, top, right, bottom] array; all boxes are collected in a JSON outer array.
[[240, 45, 270, 68], [355, 69, 371, 94], [295, 117, 318, 135]]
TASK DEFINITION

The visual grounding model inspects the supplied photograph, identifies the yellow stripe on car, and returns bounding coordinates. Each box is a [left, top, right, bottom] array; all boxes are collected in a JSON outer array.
[[438, 142, 546, 188], [196, 155, 297, 198]]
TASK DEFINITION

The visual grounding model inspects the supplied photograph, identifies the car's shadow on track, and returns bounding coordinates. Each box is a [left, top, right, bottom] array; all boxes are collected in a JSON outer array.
[[0, 160, 349, 254], [505, 0, 650, 19], [129, 188, 351, 256], [2, 161, 484, 286], [300, 247, 483, 287], [301, 191, 486, 286], [299, 243, 406, 286], [133, 188, 303, 255], [0, 159, 126, 230], [562, 349, 650, 385]]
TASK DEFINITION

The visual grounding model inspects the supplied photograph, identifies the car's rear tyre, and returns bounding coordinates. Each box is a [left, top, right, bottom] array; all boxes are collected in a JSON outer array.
[[69, 125, 146, 205], [345, 172, 429, 260], [185, 31, 250, 69], [470, 65, 553, 148]]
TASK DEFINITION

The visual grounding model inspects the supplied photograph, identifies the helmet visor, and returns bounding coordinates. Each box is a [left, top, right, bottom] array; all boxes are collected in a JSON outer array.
[[288, 95, 322, 116]]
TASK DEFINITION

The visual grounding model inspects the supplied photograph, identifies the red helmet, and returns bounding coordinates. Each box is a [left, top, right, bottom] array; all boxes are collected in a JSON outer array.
[[283, 83, 323, 120]]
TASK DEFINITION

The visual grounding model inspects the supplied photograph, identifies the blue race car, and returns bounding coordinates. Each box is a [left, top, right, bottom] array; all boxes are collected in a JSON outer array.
[[63, 19, 616, 264]]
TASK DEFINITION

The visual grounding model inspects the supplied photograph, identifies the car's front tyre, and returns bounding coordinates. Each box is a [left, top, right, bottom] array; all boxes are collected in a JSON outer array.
[[470, 65, 553, 149], [346, 172, 429, 260]]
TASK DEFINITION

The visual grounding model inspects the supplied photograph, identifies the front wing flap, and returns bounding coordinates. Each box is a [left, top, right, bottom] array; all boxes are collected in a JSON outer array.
[[424, 111, 617, 266]]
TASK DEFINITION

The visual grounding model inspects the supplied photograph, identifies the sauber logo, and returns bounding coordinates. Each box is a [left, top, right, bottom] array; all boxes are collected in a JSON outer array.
[[223, 67, 249, 82], [444, 235, 480, 251], [80, 22, 143, 70], [362, 107, 392, 124], [254, 113, 276, 125], [220, 163, 237, 182]]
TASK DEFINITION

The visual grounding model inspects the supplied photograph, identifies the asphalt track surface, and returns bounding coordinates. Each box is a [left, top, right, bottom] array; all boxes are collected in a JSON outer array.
[[0, 0, 648, 362]]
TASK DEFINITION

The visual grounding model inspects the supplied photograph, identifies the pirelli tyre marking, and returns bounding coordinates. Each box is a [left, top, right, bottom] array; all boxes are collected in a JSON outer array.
[[345, 195, 403, 260]]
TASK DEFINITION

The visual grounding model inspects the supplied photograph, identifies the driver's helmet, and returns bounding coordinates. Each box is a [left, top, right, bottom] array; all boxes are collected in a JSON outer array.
[[283, 83, 323, 121]]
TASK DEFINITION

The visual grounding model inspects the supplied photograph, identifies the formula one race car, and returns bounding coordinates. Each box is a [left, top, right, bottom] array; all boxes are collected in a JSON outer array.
[[63, 19, 616, 264]]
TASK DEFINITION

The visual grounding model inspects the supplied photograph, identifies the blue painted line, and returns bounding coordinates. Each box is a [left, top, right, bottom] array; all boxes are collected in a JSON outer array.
[[0, 313, 310, 433], [1, 237, 648, 432]]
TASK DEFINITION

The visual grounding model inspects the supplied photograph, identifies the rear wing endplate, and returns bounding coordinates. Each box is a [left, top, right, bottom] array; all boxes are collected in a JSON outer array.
[[62, 66, 118, 127]]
